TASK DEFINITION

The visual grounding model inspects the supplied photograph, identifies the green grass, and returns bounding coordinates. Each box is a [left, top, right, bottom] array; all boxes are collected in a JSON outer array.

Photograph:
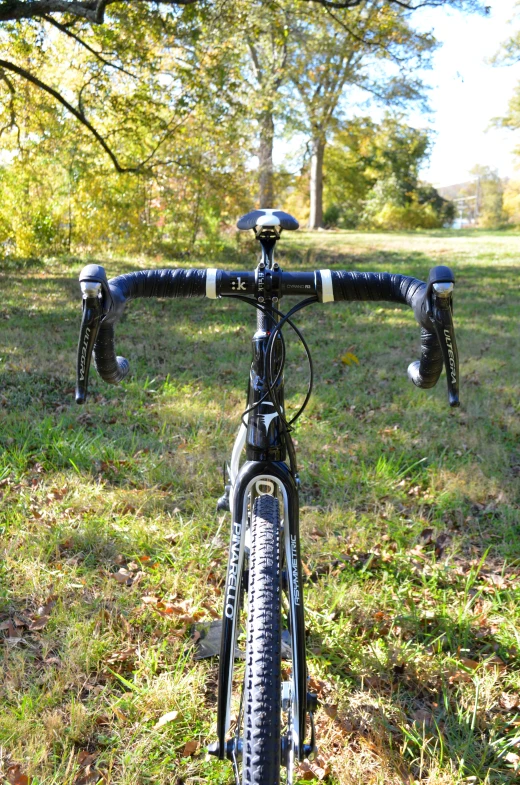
[[0, 229, 519, 784]]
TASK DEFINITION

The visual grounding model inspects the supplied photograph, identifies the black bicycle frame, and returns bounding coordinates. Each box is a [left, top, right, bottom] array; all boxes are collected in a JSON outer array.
[[216, 236, 308, 761]]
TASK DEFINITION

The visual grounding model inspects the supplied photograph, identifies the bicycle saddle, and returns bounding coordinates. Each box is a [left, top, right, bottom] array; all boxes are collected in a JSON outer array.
[[237, 208, 299, 232]]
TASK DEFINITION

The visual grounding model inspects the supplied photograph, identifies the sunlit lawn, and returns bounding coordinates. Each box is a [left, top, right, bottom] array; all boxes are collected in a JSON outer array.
[[0, 229, 519, 784]]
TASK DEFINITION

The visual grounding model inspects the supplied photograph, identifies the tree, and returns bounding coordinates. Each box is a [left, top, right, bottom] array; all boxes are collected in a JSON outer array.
[[287, 1, 438, 228], [0, 2, 246, 173], [239, 0, 290, 207], [469, 165, 505, 228], [493, 2, 520, 160], [0, 3, 252, 257], [503, 178, 520, 225], [0, 0, 199, 24], [323, 114, 454, 229], [287, 0, 486, 229]]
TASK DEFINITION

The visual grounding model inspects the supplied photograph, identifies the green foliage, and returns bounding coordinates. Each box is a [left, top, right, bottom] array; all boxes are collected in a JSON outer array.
[[471, 166, 506, 229], [0, 2, 252, 258], [0, 0, 487, 250], [503, 178, 520, 225], [323, 115, 453, 230]]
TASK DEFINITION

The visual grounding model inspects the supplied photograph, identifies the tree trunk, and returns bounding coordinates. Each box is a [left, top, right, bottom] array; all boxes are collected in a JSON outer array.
[[309, 137, 325, 230], [258, 110, 275, 208]]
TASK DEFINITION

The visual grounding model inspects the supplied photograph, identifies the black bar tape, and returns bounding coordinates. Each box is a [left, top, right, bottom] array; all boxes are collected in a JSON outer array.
[[111, 268, 207, 300], [90, 269, 206, 386], [331, 271, 423, 306], [410, 328, 444, 388], [94, 324, 129, 385]]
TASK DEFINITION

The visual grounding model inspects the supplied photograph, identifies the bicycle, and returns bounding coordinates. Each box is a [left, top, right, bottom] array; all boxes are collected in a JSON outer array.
[[75, 208, 459, 785]]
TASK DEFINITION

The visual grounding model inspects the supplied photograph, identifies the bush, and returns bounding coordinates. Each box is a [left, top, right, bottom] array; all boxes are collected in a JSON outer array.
[[323, 204, 341, 227]]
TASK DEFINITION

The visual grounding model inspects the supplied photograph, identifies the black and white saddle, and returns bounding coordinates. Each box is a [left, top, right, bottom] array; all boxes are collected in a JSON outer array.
[[237, 208, 299, 232]]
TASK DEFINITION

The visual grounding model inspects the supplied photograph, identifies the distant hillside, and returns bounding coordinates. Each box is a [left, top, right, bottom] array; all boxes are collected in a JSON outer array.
[[437, 181, 476, 200]]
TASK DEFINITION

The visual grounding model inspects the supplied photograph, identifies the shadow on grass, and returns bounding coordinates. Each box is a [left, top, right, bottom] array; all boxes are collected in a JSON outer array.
[[308, 596, 520, 784]]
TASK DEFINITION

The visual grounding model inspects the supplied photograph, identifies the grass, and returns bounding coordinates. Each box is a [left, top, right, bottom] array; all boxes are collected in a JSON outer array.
[[0, 229, 519, 785]]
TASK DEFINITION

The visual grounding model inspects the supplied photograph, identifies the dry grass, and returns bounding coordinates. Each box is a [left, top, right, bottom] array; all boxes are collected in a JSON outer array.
[[0, 228, 519, 784]]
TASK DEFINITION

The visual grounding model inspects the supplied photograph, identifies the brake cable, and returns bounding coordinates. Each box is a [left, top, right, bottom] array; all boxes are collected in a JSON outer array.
[[221, 293, 317, 476]]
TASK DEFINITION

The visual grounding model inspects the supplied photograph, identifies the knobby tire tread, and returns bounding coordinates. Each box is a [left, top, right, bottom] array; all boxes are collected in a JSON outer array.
[[243, 494, 282, 785]]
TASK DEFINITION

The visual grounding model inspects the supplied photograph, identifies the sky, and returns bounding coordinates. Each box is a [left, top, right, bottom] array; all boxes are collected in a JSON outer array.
[[413, 0, 519, 187], [273, 1, 520, 189]]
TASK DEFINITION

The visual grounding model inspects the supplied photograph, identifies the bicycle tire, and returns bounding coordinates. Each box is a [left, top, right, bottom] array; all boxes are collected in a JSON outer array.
[[243, 493, 282, 785]]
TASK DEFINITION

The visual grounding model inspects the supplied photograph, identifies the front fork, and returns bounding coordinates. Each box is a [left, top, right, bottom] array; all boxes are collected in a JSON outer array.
[[214, 460, 309, 763]]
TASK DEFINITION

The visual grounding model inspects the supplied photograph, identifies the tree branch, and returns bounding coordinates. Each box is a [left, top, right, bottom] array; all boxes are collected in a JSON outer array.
[[0, 0, 197, 25], [42, 15, 138, 78], [304, 0, 484, 9], [0, 68, 18, 137], [0, 57, 140, 171]]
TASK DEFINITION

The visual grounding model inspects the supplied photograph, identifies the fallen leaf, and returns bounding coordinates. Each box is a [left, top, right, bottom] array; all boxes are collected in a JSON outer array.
[[154, 710, 179, 729], [308, 677, 327, 696], [112, 706, 128, 722], [301, 561, 313, 578], [449, 671, 473, 684], [77, 752, 98, 767], [364, 675, 384, 690], [106, 646, 137, 665], [164, 532, 181, 543], [5, 620, 22, 638], [29, 615, 50, 631], [74, 751, 104, 785], [313, 764, 331, 781], [201, 601, 221, 619], [7, 764, 31, 785], [112, 569, 133, 585], [500, 693, 519, 710], [43, 656, 61, 666], [341, 352, 359, 366], [141, 595, 160, 605], [74, 766, 103, 785], [505, 751, 520, 766], [181, 740, 200, 757], [299, 761, 317, 780], [459, 657, 480, 670], [486, 654, 507, 671]]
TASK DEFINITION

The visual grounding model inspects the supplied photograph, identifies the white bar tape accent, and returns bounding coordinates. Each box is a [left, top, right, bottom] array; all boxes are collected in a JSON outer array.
[[320, 269, 334, 303], [206, 268, 218, 299]]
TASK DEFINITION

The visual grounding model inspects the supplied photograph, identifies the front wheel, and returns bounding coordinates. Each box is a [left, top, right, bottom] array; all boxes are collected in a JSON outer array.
[[243, 493, 282, 784]]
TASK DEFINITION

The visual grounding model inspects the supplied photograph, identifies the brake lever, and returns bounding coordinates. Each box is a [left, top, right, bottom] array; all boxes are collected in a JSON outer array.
[[75, 265, 111, 404], [426, 266, 460, 408]]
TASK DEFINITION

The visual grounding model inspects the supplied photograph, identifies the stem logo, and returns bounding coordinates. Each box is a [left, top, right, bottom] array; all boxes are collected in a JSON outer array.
[[259, 411, 278, 430], [230, 277, 246, 291], [259, 401, 279, 432]]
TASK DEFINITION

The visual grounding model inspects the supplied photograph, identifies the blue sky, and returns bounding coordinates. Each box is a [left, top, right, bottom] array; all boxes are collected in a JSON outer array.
[[274, 1, 520, 189], [413, 0, 519, 186]]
